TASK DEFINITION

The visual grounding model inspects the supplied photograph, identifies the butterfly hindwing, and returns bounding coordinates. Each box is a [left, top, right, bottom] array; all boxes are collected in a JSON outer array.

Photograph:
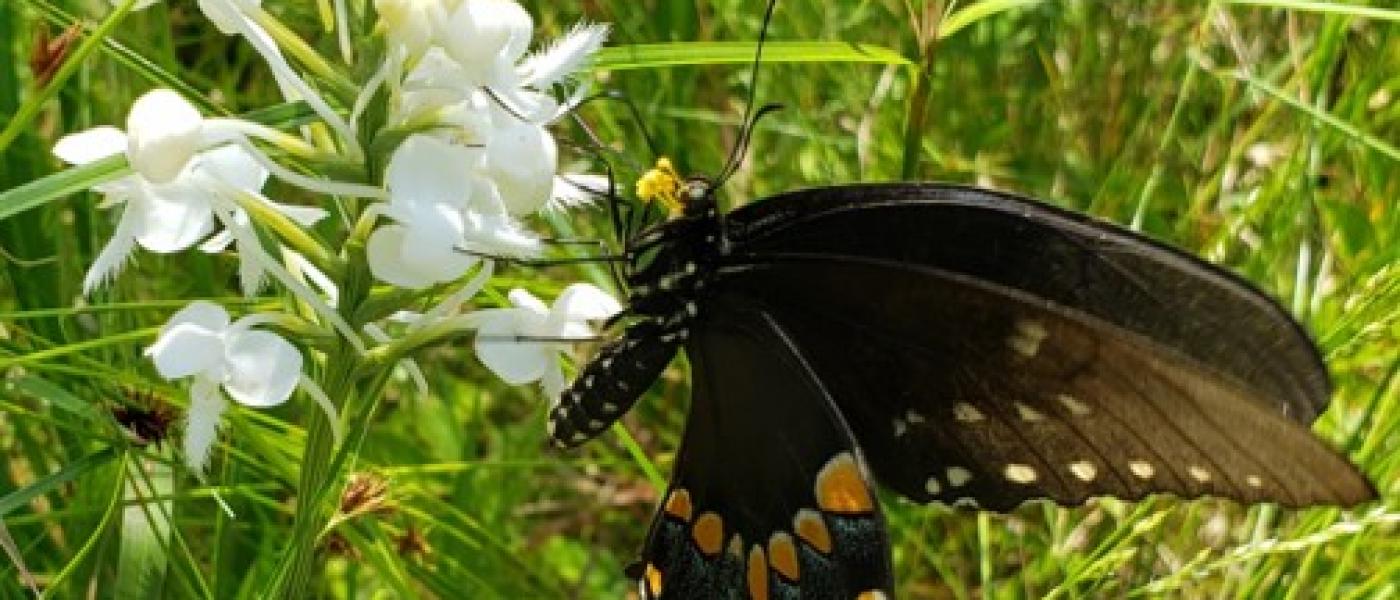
[[636, 297, 893, 599], [722, 257, 1374, 510]]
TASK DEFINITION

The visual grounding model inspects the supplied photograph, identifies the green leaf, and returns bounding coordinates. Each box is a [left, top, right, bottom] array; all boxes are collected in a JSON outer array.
[[939, 0, 1047, 40], [1222, 0, 1400, 21], [6, 375, 102, 423], [594, 41, 912, 71], [0, 447, 119, 517], [0, 154, 126, 223]]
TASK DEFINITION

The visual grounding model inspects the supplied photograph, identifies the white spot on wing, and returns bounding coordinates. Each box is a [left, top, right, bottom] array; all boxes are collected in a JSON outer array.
[[946, 467, 972, 487], [892, 418, 908, 437], [1004, 463, 1038, 484], [1246, 475, 1263, 488], [1129, 460, 1155, 479], [1008, 318, 1049, 357], [924, 477, 941, 496], [1015, 402, 1045, 422], [905, 410, 926, 424], [953, 403, 984, 423], [1189, 465, 1212, 483], [1068, 461, 1097, 482], [1057, 393, 1091, 416]]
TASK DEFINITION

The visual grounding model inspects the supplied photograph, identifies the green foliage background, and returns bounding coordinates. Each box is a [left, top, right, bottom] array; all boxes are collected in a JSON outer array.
[[0, 0, 1397, 598]]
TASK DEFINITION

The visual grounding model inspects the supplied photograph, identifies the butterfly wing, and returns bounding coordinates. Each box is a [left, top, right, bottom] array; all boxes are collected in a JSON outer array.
[[725, 183, 1329, 423], [714, 183, 1374, 510], [636, 296, 893, 599]]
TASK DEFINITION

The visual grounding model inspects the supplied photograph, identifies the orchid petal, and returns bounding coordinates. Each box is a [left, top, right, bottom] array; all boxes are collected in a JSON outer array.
[[483, 121, 556, 215], [474, 309, 550, 385], [553, 283, 622, 321], [440, 0, 533, 79], [506, 288, 550, 316], [366, 224, 432, 289], [126, 89, 205, 184], [385, 135, 480, 209], [519, 22, 609, 89], [182, 377, 227, 475], [367, 222, 475, 289], [82, 203, 142, 294], [548, 173, 609, 211], [164, 300, 231, 331], [461, 209, 540, 258], [130, 185, 216, 253], [146, 322, 226, 380], [196, 144, 269, 192], [52, 126, 127, 165], [222, 329, 302, 407]]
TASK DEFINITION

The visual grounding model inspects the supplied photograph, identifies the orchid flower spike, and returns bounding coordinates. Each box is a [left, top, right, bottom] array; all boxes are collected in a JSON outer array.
[[145, 301, 340, 475], [473, 284, 621, 399]]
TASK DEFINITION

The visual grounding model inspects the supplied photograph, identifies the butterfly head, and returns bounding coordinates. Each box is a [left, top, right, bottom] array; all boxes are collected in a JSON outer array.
[[637, 157, 716, 218]]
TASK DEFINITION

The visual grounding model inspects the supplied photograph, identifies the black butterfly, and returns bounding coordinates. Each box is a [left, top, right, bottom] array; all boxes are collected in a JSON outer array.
[[545, 169, 1376, 598]]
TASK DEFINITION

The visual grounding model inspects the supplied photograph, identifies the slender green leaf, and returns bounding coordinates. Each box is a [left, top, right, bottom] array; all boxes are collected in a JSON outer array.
[[1223, 0, 1400, 21], [0, 448, 119, 517], [939, 0, 1047, 39], [594, 41, 911, 71], [7, 374, 103, 423]]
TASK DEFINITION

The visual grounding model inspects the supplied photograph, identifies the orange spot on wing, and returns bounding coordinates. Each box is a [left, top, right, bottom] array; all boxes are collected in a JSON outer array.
[[815, 453, 874, 514], [691, 512, 724, 556], [767, 533, 800, 581], [747, 546, 769, 600], [793, 509, 833, 554], [857, 591, 889, 600], [643, 563, 663, 596], [664, 489, 692, 521]]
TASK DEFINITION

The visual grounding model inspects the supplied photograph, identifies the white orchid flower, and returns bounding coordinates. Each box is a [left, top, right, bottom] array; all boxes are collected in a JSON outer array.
[[145, 301, 339, 475], [52, 89, 335, 295], [472, 284, 621, 399], [53, 92, 276, 293], [409, 8, 608, 122], [367, 135, 540, 288]]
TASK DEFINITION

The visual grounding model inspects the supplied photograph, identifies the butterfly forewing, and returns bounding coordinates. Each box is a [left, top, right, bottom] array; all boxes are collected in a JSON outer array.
[[720, 257, 1374, 510], [724, 184, 1330, 423], [636, 298, 893, 599]]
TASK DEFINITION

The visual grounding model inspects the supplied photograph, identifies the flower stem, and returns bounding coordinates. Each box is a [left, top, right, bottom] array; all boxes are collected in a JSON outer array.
[[269, 342, 357, 599]]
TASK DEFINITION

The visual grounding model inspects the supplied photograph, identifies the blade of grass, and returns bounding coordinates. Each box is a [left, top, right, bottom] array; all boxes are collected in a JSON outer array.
[[594, 41, 912, 70], [0, 447, 119, 517], [1223, 0, 1400, 21]]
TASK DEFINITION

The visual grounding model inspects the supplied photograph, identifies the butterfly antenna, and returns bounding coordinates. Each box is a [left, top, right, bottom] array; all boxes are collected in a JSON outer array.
[[716, 0, 780, 186]]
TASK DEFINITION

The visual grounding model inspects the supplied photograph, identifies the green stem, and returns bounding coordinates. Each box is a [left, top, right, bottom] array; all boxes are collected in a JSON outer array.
[[270, 345, 357, 599], [900, 4, 942, 180]]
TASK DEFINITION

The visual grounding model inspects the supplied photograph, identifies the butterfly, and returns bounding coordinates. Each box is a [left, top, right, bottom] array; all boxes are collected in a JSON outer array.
[[543, 160, 1377, 599]]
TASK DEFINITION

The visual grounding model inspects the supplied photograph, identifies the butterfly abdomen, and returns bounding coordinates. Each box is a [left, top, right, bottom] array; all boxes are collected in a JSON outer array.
[[551, 209, 723, 448], [550, 319, 682, 448]]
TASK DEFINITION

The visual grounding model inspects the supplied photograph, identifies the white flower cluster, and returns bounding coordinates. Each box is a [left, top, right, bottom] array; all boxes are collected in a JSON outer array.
[[366, 0, 610, 289], [54, 0, 619, 474]]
